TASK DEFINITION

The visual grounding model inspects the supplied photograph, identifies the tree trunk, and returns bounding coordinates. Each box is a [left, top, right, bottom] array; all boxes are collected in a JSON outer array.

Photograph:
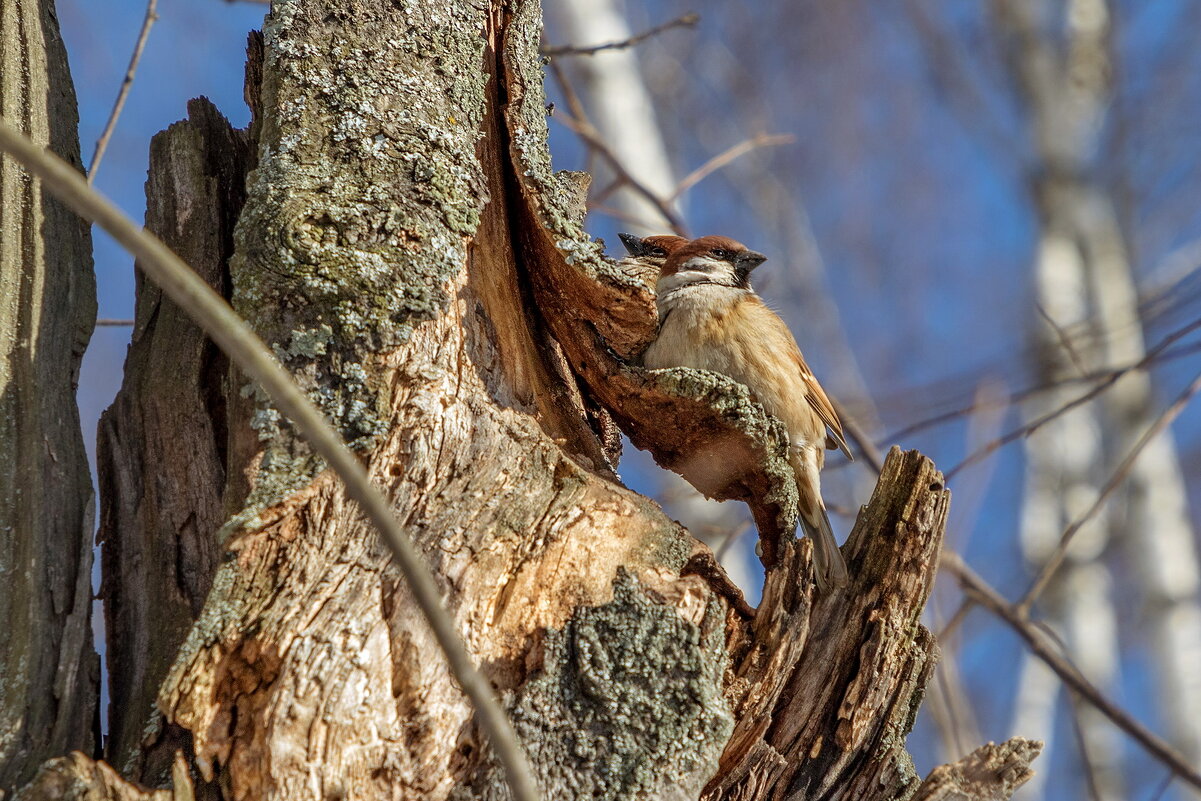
[[992, 3, 1201, 796], [14, 1, 1038, 799], [0, 0, 99, 791], [96, 94, 255, 788]]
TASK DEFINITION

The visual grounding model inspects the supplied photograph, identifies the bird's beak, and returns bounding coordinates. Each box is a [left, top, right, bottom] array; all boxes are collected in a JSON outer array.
[[618, 232, 648, 257], [737, 251, 767, 271]]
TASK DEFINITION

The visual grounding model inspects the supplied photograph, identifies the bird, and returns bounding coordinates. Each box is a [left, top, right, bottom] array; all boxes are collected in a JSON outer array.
[[639, 234, 853, 591], [616, 232, 688, 286]]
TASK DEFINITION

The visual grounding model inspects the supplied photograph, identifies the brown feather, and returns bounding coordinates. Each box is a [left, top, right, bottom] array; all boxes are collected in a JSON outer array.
[[660, 235, 751, 276], [794, 351, 853, 461]]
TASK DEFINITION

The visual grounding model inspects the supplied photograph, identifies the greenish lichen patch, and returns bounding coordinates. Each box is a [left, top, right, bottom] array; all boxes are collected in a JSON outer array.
[[228, 0, 493, 521], [501, 1, 647, 299], [465, 570, 732, 800], [643, 367, 799, 536]]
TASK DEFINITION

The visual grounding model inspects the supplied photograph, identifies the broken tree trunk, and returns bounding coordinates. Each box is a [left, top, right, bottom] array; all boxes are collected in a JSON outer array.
[[13, 0, 1040, 799], [0, 0, 99, 792]]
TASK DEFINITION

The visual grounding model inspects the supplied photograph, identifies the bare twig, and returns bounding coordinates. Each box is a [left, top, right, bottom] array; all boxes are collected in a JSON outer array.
[[714, 519, 752, 562], [832, 397, 885, 474], [542, 13, 699, 57], [89, 0, 158, 183], [669, 133, 795, 200], [585, 201, 652, 228], [1016, 369, 1201, 614], [945, 315, 1201, 478], [0, 118, 541, 801], [548, 61, 687, 235], [942, 552, 1201, 792], [1064, 690, 1105, 801], [936, 597, 974, 641], [96, 318, 135, 326], [884, 336, 1201, 445], [1036, 301, 1089, 376]]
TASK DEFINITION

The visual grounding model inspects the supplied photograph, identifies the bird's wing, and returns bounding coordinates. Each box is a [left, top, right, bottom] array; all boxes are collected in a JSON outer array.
[[794, 350, 854, 461]]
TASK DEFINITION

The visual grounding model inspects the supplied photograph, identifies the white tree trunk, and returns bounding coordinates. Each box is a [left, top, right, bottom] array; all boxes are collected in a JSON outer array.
[[547, 0, 678, 232], [998, 1, 1201, 797]]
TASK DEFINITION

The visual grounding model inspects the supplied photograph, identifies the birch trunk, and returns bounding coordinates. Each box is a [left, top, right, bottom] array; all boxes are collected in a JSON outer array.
[[546, 0, 677, 233], [995, 1, 1201, 796], [13, 1, 1038, 799], [0, 0, 99, 791]]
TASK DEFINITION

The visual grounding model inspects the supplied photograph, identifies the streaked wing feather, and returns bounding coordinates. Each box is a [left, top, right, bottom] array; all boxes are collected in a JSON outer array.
[[796, 351, 854, 461]]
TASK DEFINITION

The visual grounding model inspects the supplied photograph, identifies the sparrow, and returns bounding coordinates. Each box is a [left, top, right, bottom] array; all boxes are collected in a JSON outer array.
[[615, 232, 688, 286], [640, 234, 853, 591]]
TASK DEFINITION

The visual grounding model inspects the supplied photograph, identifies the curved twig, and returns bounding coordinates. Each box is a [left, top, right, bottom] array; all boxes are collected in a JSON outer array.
[[943, 553, 1201, 792]]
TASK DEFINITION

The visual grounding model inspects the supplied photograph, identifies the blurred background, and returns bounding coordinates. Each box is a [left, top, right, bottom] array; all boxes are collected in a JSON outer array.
[[61, 0, 1201, 798]]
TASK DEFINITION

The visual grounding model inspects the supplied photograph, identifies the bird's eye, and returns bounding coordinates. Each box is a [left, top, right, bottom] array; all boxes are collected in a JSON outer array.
[[650, 247, 666, 257]]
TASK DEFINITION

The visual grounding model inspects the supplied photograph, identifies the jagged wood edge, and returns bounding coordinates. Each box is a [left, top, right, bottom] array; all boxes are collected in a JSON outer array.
[[708, 448, 951, 799]]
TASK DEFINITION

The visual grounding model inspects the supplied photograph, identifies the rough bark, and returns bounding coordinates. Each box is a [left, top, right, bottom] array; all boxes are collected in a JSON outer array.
[[704, 448, 949, 801], [0, 0, 99, 791], [13, 751, 194, 801], [19, 1, 1039, 799], [96, 95, 254, 787], [912, 739, 1042, 801]]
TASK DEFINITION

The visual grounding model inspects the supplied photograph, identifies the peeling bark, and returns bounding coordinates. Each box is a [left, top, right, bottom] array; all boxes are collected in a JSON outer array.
[[912, 739, 1042, 801], [14, 751, 194, 801], [0, 0, 99, 791]]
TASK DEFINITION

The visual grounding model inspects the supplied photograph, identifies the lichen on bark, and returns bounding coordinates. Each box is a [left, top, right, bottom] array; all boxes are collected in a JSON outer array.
[[228, 0, 494, 528], [464, 570, 733, 801]]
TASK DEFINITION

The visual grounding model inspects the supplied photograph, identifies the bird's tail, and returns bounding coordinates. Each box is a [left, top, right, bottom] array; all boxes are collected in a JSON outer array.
[[790, 447, 850, 592], [799, 506, 850, 593]]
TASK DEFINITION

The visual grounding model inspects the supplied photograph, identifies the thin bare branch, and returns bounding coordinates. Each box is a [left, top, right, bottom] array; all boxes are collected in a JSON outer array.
[[884, 337, 1201, 445], [88, 0, 158, 183], [1016, 369, 1201, 613], [832, 397, 885, 474], [0, 118, 541, 801], [96, 319, 135, 326], [942, 552, 1201, 792], [714, 519, 752, 562], [542, 12, 699, 57], [1036, 301, 1089, 376], [586, 201, 652, 228], [1064, 690, 1106, 801], [945, 315, 1201, 478], [669, 133, 795, 201], [548, 61, 688, 235]]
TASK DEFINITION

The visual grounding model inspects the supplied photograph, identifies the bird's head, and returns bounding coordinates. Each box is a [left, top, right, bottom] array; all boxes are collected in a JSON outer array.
[[660, 235, 767, 290], [618, 232, 688, 265]]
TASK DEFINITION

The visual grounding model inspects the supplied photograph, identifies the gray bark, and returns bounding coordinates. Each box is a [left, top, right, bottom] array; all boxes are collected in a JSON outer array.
[[96, 95, 254, 787], [0, 0, 99, 791]]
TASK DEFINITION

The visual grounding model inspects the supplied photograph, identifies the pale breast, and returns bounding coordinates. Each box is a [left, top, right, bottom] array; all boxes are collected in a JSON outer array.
[[643, 288, 824, 447]]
